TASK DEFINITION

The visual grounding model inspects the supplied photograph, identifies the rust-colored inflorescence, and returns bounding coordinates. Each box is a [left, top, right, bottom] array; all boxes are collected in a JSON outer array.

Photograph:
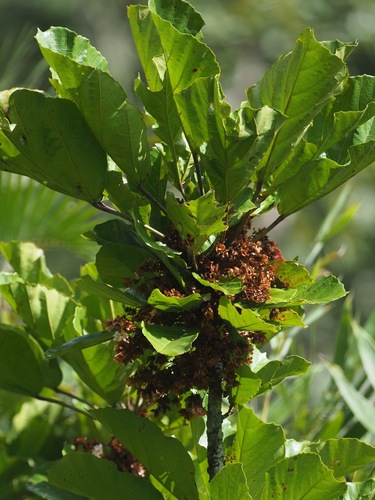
[[71, 436, 146, 477], [104, 223, 282, 418]]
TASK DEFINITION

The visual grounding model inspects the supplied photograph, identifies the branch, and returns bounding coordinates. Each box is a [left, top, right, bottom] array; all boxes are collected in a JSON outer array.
[[92, 201, 165, 239], [251, 214, 286, 241], [138, 185, 168, 215], [35, 395, 94, 419], [192, 152, 205, 196], [55, 388, 98, 409], [207, 361, 225, 480]]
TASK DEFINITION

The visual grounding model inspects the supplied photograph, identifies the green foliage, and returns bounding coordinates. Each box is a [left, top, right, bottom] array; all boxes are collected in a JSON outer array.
[[0, 0, 374, 498]]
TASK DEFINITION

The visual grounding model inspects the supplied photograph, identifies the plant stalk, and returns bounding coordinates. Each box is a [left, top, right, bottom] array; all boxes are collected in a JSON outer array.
[[207, 360, 225, 480]]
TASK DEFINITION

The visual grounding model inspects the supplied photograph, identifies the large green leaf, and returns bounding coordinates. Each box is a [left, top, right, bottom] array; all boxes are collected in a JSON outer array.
[[252, 355, 311, 397], [233, 365, 262, 406], [0, 325, 44, 396], [260, 454, 346, 499], [1, 90, 107, 202], [48, 452, 162, 499], [149, 0, 205, 36], [44, 330, 113, 360], [210, 463, 251, 500], [36, 27, 151, 188], [141, 322, 199, 356], [277, 143, 375, 215], [234, 408, 285, 497], [0, 241, 74, 296], [309, 438, 375, 479], [166, 191, 227, 253], [93, 408, 199, 500], [247, 28, 347, 184], [265, 275, 346, 308], [95, 243, 151, 288], [149, 8, 219, 94], [0, 280, 76, 348]]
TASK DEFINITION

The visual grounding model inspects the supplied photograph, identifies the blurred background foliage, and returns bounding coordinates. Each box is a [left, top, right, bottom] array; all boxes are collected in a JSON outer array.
[[0, 1, 374, 494]]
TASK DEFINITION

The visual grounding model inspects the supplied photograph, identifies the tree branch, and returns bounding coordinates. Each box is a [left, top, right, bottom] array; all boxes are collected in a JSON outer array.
[[251, 214, 286, 241], [138, 185, 168, 215], [92, 201, 165, 238], [207, 361, 225, 480]]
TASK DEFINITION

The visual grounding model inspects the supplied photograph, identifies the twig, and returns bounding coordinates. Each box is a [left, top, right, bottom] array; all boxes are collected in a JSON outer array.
[[207, 361, 225, 480], [138, 185, 168, 214], [192, 152, 205, 196], [35, 395, 94, 419], [55, 388, 98, 409], [251, 214, 286, 241], [92, 200, 165, 238]]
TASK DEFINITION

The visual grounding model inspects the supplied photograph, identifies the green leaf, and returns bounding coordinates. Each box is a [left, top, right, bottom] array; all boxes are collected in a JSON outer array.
[[149, 0, 205, 36], [0, 240, 52, 284], [61, 317, 126, 404], [266, 275, 347, 307], [0, 324, 44, 396], [166, 191, 227, 254], [141, 322, 199, 356], [44, 330, 113, 360], [200, 102, 282, 203], [218, 296, 278, 333], [26, 481, 84, 500], [248, 28, 347, 184], [310, 438, 375, 479], [147, 288, 205, 311], [352, 320, 375, 390], [325, 362, 375, 435], [36, 27, 109, 72], [233, 365, 262, 406], [78, 275, 146, 307], [210, 463, 251, 500], [0, 280, 76, 348], [192, 273, 244, 295], [149, 8, 219, 94], [341, 480, 375, 500], [93, 408, 199, 500], [260, 454, 346, 500], [277, 144, 375, 215], [36, 27, 151, 188], [48, 452, 162, 500], [234, 408, 285, 498], [96, 243, 151, 288], [273, 260, 313, 287], [253, 356, 311, 396], [2, 90, 107, 202]]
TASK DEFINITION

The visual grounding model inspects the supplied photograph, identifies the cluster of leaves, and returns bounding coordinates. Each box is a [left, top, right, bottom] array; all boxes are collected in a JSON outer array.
[[0, 0, 375, 497]]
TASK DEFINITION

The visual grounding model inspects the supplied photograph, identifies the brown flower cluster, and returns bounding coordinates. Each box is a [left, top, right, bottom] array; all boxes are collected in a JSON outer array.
[[71, 436, 146, 477], [198, 227, 281, 303], [105, 223, 282, 418]]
